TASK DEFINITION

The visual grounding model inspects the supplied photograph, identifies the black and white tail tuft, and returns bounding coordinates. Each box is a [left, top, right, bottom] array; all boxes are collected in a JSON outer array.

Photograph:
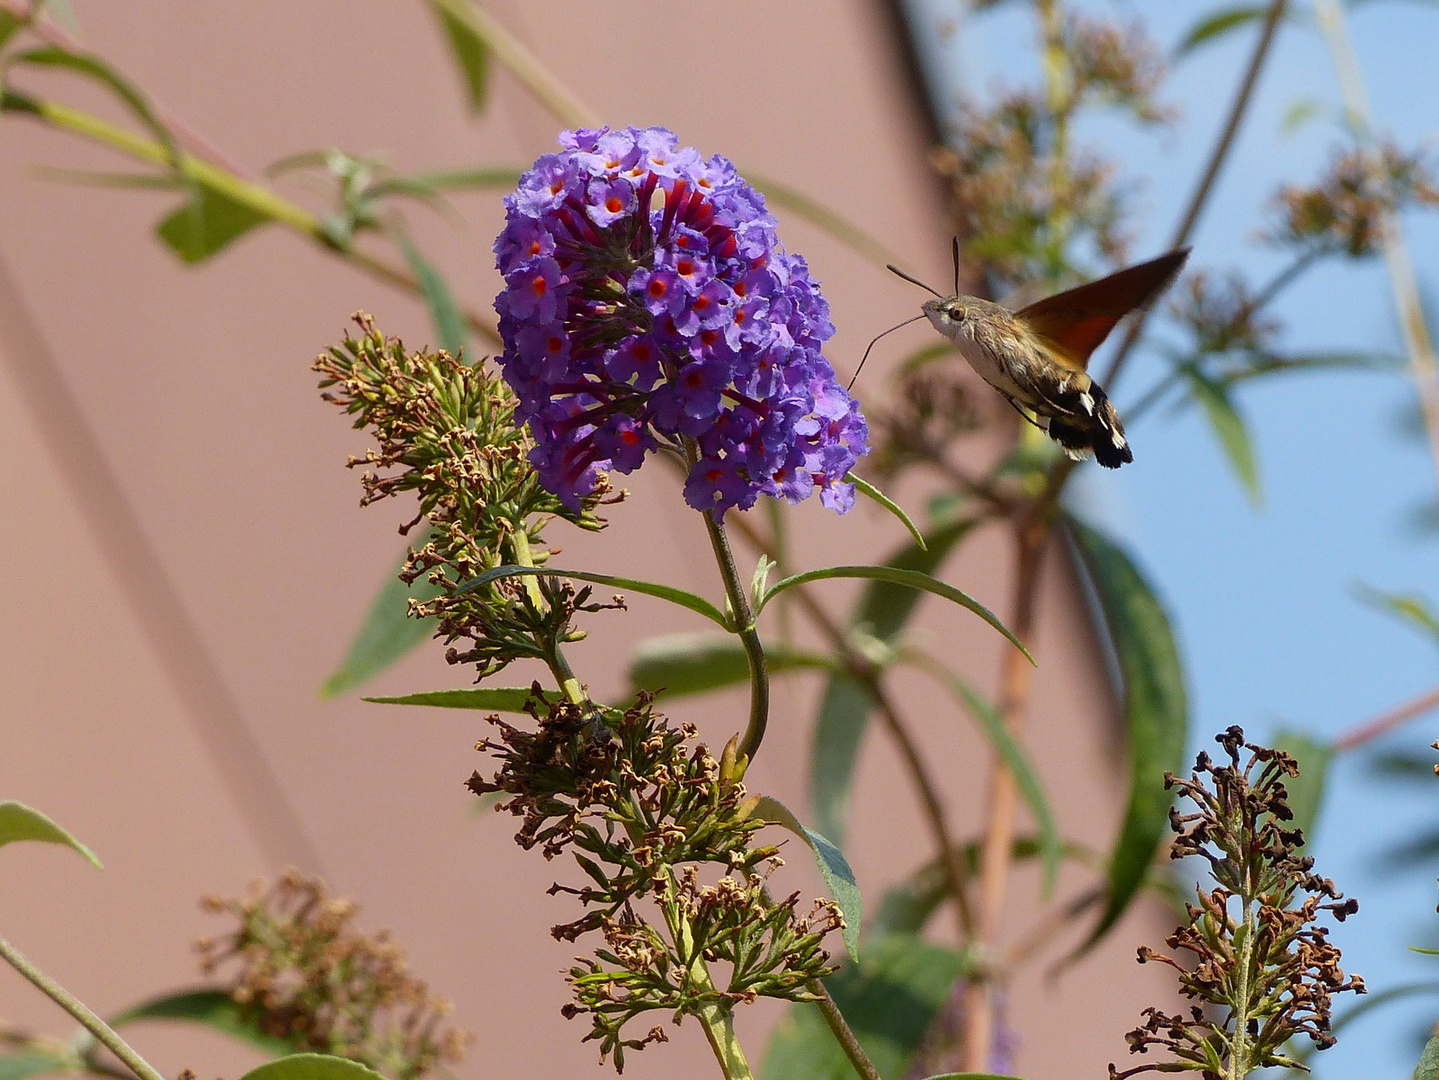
[[1048, 383, 1132, 468]]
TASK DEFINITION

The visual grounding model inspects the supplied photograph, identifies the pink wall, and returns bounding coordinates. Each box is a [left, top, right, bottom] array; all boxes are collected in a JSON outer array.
[[0, 3, 1179, 1077]]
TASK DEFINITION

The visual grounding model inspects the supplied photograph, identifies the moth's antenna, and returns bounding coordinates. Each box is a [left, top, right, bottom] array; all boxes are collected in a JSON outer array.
[[886, 263, 944, 299], [951, 236, 960, 297], [848, 314, 927, 391]]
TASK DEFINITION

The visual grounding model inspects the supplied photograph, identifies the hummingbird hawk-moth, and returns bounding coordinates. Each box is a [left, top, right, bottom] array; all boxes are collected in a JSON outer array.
[[860, 244, 1191, 467]]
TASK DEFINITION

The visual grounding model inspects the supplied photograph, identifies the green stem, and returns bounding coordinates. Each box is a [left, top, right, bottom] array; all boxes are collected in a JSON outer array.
[[427, 0, 600, 131], [690, 963, 755, 1080], [1226, 895, 1259, 1080], [509, 529, 585, 704], [1098, 0, 1289, 394], [0, 934, 166, 1080], [701, 507, 770, 762], [0, 89, 501, 346], [809, 979, 882, 1080]]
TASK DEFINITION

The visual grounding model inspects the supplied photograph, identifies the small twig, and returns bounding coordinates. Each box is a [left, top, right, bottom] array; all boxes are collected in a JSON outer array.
[[0, 934, 166, 1080], [809, 979, 883, 1080], [1100, 0, 1290, 395], [1004, 884, 1105, 968], [1332, 682, 1439, 752], [1313, 0, 1439, 497]]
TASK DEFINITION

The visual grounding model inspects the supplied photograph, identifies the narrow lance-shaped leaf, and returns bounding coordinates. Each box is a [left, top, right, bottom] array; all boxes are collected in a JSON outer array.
[[0, 801, 102, 868], [846, 471, 926, 550], [1066, 515, 1188, 952], [1181, 365, 1260, 506], [905, 661, 1061, 896], [238, 1054, 388, 1080], [1174, 5, 1270, 58], [322, 540, 445, 698], [760, 935, 973, 1080], [109, 989, 292, 1056], [395, 231, 468, 357], [456, 564, 728, 627], [0, 1052, 71, 1080], [759, 565, 1030, 661], [425, 0, 489, 112], [1271, 728, 1333, 848], [749, 795, 862, 962], [364, 687, 557, 712], [627, 632, 832, 700], [810, 518, 976, 845]]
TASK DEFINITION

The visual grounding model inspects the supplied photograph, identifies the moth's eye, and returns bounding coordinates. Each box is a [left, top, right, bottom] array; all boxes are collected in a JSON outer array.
[[948, 305, 966, 322]]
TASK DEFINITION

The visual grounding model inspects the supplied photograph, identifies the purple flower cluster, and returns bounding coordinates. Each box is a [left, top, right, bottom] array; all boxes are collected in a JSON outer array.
[[494, 126, 867, 515]]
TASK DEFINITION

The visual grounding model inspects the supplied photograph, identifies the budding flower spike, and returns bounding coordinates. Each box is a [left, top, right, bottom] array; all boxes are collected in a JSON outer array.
[[495, 126, 868, 515], [860, 241, 1189, 467]]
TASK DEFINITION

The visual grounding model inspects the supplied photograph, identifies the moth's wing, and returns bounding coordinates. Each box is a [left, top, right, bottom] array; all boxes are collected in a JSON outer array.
[[1016, 248, 1191, 370]]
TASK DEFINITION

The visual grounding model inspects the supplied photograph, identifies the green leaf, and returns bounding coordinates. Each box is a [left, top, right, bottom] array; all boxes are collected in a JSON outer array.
[[810, 518, 976, 844], [751, 795, 862, 962], [0, 801, 102, 868], [427, 0, 489, 112], [405, 166, 524, 191], [760, 935, 972, 1080], [903, 662, 1061, 896], [871, 835, 1055, 938], [759, 566, 1029, 662], [1356, 584, 1439, 646], [1066, 516, 1188, 952], [1174, 5, 1269, 58], [239, 1054, 389, 1080], [363, 687, 555, 712], [627, 632, 831, 699], [1411, 947, 1439, 956], [0, 1052, 69, 1080], [0, 13, 24, 52], [746, 172, 899, 270], [456, 565, 727, 627], [1418, 1035, 1439, 1080], [1272, 729, 1332, 848], [156, 185, 267, 263], [9, 47, 177, 162], [846, 472, 926, 550], [395, 231, 467, 357], [109, 989, 292, 1056], [1184, 367, 1260, 505], [322, 542, 445, 698]]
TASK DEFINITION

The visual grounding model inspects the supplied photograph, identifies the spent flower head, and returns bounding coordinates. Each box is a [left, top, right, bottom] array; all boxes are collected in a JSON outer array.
[[494, 125, 868, 516], [1264, 140, 1439, 258], [470, 690, 840, 1070], [196, 872, 469, 1080], [1111, 727, 1364, 1080], [315, 315, 619, 679]]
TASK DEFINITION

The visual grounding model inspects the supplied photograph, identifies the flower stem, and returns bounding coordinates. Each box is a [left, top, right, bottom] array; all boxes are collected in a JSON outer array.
[[809, 979, 883, 1080], [0, 933, 166, 1080], [687, 958, 754, 1080], [509, 529, 585, 705], [701, 508, 770, 761], [0, 89, 500, 346]]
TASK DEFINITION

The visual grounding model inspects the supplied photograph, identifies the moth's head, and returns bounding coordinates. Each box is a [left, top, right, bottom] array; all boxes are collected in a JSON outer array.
[[922, 297, 970, 338]]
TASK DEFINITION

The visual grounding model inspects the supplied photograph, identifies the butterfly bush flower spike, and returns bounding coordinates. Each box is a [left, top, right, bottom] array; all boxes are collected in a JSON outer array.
[[495, 126, 868, 516]]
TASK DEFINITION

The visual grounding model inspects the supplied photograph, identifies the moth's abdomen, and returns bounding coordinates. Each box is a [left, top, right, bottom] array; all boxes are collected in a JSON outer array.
[[1047, 382, 1132, 468]]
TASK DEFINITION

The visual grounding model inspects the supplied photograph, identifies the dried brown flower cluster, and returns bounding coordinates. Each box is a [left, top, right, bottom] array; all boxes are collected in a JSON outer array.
[[314, 314, 619, 679], [1265, 141, 1439, 258], [1111, 728, 1364, 1080], [471, 690, 840, 1070], [197, 872, 469, 1080], [1065, 14, 1173, 127], [868, 351, 984, 479], [1169, 271, 1283, 362]]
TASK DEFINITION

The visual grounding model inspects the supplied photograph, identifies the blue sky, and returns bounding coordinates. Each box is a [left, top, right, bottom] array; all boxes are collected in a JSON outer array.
[[901, 1, 1439, 1075]]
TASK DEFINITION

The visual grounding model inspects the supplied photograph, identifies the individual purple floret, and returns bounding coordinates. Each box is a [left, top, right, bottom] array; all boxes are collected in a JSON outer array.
[[494, 126, 868, 515]]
